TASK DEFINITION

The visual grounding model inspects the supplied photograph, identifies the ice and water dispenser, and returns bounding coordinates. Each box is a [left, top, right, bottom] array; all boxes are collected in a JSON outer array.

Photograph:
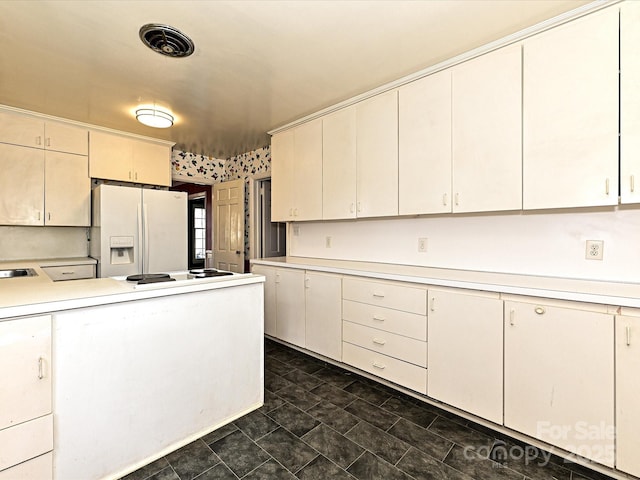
[[109, 236, 135, 265]]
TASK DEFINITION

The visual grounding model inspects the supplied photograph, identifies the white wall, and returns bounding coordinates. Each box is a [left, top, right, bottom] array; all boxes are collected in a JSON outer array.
[[288, 207, 640, 283], [0, 226, 88, 261]]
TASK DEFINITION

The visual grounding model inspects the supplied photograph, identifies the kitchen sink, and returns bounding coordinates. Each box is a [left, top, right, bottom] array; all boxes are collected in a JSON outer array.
[[0, 268, 37, 278]]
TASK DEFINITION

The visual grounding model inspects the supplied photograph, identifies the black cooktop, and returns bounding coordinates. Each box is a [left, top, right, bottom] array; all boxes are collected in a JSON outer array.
[[189, 268, 234, 278], [126, 273, 176, 284]]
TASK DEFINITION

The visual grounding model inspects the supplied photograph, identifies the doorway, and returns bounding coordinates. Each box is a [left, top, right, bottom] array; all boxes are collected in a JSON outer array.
[[250, 176, 286, 259], [188, 196, 206, 269]]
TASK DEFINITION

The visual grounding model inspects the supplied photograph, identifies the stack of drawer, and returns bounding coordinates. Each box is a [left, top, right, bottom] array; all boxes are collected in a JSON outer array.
[[342, 277, 428, 394]]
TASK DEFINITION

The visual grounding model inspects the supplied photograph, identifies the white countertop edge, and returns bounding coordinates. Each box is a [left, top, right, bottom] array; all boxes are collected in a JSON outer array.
[[0, 274, 264, 320], [250, 257, 640, 309]]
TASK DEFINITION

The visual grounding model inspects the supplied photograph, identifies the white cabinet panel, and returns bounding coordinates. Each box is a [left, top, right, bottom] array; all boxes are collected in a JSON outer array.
[[343, 321, 426, 367], [0, 415, 53, 471], [44, 121, 88, 156], [615, 315, 640, 477], [323, 107, 357, 219], [44, 151, 90, 226], [275, 268, 306, 347], [523, 8, 619, 210], [343, 342, 427, 394], [343, 277, 427, 315], [399, 70, 452, 215], [0, 143, 44, 225], [356, 90, 398, 218], [251, 265, 277, 337], [452, 44, 522, 213], [305, 272, 342, 361], [427, 289, 503, 423], [621, 1, 640, 204], [270, 130, 295, 222], [0, 110, 44, 148], [293, 119, 323, 221], [0, 452, 52, 480], [132, 140, 171, 186], [342, 300, 427, 341], [504, 300, 614, 466]]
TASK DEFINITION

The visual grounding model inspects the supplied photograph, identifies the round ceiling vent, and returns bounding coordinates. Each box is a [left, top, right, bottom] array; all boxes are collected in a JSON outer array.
[[139, 23, 195, 58]]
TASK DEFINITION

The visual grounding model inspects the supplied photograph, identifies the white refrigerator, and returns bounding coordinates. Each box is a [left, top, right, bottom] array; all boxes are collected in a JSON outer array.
[[91, 184, 188, 278]]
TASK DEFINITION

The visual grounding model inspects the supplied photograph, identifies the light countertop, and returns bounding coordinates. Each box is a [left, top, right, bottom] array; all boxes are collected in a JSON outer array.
[[251, 256, 640, 309], [0, 260, 264, 319]]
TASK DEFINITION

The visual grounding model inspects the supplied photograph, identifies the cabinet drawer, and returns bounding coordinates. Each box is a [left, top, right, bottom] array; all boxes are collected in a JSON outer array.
[[343, 299, 427, 341], [0, 452, 52, 480], [42, 264, 95, 281], [0, 415, 53, 471], [343, 342, 427, 394], [343, 321, 427, 367], [343, 277, 427, 314]]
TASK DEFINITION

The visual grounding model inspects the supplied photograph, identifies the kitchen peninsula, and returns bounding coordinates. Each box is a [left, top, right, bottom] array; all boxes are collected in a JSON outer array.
[[0, 262, 265, 480]]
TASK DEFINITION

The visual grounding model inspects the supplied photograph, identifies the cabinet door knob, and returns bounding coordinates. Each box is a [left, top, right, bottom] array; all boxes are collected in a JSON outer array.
[[627, 326, 631, 346], [605, 178, 610, 195], [45, 137, 51, 147], [509, 308, 515, 326], [534, 306, 545, 315], [455, 193, 459, 206], [36, 136, 42, 146], [430, 297, 435, 312], [631, 175, 635, 193], [442, 193, 448, 206]]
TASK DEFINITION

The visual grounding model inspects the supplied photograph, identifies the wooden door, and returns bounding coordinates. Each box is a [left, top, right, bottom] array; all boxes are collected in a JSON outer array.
[[305, 272, 342, 361], [616, 315, 640, 477], [523, 8, 618, 209], [44, 152, 90, 226], [213, 179, 245, 272], [356, 90, 398, 218], [0, 143, 44, 225], [621, 1, 640, 204], [504, 300, 614, 466], [323, 106, 357, 219], [452, 43, 522, 213], [399, 70, 452, 215], [427, 288, 503, 423]]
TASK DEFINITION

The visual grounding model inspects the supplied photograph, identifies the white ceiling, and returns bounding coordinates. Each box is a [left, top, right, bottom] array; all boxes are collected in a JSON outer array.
[[0, 0, 590, 159]]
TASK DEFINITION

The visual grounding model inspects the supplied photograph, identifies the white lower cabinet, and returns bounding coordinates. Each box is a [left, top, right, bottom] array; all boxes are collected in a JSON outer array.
[[615, 313, 640, 477], [0, 452, 52, 480], [427, 288, 503, 424], [342, 277, 427, 394], [252, 266, 342, 355], [305, 272, 342, 361], [504, 299, 614, 467], [0, 315, 53, 479]]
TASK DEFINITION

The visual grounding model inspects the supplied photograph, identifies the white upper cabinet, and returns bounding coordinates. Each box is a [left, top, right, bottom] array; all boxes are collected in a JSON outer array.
[[452, 44, 522, 213], [0, 143, 44, 225], [621, 1, 640, 204], [399, 70, 452, 215], [270, 129, 295, 222], [89, 130, 172, 186], [323, 106, 357, 220], [356, 90, 398, 218], [44, 151, 91, 226], [270, 119, 323, 221], [0, 110, 88, 155], [293, 119, 323, 221], [523, 8, 619, 210]]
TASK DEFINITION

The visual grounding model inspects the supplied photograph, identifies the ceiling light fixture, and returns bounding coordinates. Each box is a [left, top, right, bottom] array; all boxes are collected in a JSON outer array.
[[135, 106, 174, 128]]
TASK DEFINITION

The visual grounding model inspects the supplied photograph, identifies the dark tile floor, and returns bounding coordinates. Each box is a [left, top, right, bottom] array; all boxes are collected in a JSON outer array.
[[122, 339, 615, 480]]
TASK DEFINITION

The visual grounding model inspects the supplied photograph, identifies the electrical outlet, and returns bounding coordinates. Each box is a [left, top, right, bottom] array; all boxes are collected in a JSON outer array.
[[418, 237, 428, 253], [585, 240, 604, 260], [325, 236, 332, 248]]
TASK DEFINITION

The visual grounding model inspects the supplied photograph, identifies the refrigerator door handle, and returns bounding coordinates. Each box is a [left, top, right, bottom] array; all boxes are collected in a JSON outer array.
[[143, 203, 150, 274], [137, 202, 145, 274]]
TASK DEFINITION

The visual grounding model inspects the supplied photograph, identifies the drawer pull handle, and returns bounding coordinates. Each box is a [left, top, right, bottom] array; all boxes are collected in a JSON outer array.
[[627, 326, 631, 346], [632, 175, 635, 193], [430, 297, 435, 312], [442, 193, 447, 206], [373, 338, 386, 346], [605, 178, 610, 195], [372, 362, 386, 370], [534, 306, 545, 315], [38, 357, 44, 379], [372, 292, 385, 298], [372, 315, 385, 322], [61, 271, 75, 275], [509, 309, 515, 326]]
